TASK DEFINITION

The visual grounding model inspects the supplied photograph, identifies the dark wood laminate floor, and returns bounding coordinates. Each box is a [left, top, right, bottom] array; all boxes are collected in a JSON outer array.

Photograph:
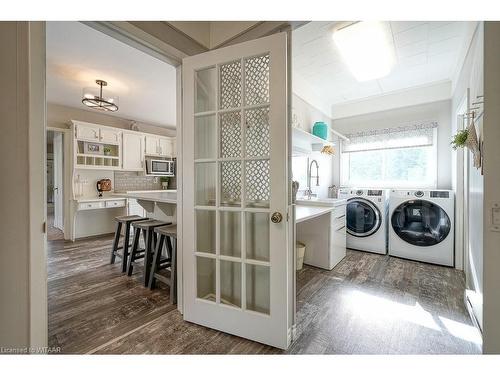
[[48, 236, 481, 354]]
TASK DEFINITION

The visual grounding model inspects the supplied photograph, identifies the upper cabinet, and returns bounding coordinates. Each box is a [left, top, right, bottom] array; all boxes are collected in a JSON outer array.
[[76, 121, 121, 144], [99, 127, 122, 144], [145, 134, 175, 158], [123, 132, 145, 171], [71, 120, 176, 171], [75, 123, 99, 141]]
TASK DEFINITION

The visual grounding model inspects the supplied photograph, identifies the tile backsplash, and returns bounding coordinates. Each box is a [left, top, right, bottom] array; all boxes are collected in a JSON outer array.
[[114, 171, 175, 192]]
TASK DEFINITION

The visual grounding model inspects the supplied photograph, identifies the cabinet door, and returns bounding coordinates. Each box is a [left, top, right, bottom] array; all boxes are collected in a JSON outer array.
[[76, 124, 99, 141], [123, 133, 144, 171], [158, 137, 172, 157], [145, 135, 159, 155], [100, 127, 121, 144], [172, 138, 177, 157]]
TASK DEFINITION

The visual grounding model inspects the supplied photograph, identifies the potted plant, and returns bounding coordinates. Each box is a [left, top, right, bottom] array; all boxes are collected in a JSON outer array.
[[450, 129, 469, 150], [160, 176, 169, 190], [103, 146, 112, 156]]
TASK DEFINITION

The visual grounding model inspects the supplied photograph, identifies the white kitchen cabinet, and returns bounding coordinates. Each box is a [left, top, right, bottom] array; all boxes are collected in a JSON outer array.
[[145, 134, 175, 157], [122, 132, 145, 171], [159, 137, 172, 157], [76, 123, 100, 141], [145, 135, 159, 156], [99, 127, 121, 144]]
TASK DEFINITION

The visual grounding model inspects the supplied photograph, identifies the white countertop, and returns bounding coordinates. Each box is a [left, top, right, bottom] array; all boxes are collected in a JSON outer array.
[[295, 198, 346, 223], [296, 205, 336, 223], [75, 196, 127, 203], [115, 191, 177, 204], [114, 189, 177, 193]]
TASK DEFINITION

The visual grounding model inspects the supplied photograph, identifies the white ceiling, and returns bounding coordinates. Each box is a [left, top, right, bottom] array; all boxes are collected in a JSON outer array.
[[292, 21, 474, 107], [46, 22, 176, 127]]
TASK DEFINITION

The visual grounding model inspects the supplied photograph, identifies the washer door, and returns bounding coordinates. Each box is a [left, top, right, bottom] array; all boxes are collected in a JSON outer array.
[[346, 198, 382, 237], [391, 199, 451, 246]]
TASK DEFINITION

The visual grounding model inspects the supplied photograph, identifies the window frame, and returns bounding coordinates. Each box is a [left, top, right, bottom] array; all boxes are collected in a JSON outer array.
[[340, 128, 438, 189]]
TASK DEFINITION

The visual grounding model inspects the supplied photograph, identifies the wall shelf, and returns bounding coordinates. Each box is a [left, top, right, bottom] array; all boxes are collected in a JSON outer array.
[[293, 127, 335, 147], [292, 127, 336, 155]]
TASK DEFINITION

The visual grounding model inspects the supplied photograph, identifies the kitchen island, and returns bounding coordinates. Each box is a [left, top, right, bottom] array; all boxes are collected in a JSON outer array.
[[115, 191, 177, 222]]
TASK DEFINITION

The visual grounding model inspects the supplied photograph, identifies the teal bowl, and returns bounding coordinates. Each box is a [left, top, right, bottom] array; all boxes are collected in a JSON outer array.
[[312, 121, 328, 140]]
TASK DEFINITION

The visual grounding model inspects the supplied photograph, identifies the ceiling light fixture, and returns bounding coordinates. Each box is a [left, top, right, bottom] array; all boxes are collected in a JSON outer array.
[[82, 79, 119, 112], [332, 21, 395, 82]]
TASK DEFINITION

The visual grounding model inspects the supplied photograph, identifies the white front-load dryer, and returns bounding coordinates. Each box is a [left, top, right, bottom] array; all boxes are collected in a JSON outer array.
[[388, 189, 454, 266], [339, 188, 388, 254]]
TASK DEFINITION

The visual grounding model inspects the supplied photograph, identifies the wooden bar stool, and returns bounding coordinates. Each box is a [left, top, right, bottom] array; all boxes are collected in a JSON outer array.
[[149, 225, 177, 304], [127, 219, 171, 286], [110, 215, 149, 273]]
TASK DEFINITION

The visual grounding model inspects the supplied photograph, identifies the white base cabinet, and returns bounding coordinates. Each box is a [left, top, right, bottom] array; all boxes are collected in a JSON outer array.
[[297, 204, 347, 270]]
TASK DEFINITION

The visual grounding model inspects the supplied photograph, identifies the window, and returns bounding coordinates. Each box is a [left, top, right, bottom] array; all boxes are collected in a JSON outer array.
[[340, 124, 437, 188]]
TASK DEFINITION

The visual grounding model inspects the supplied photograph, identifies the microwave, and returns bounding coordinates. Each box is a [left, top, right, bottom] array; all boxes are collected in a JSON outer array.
[[146, 159, 175, 176]]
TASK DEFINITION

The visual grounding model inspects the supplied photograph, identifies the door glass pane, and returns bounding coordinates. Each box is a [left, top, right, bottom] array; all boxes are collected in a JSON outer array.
[[246, 264, 270, 314], [245, 159, 270, 208], [245, 107, 270, 158], [197, 257, 216, 301], [195, 67, 216, 113], [220, 111, 242, 158], [220, 260, 242, 307], [391, 199, 451, 246], [196, 210, 216, 254], [220, 60, 242, 109], [244, 54, 270, 106], [220, 161, 241, 207], [246, 212, 269, 261], [195, 162, 216, 206], [195, 115, 216, 159], [220, 211, 241, 257]]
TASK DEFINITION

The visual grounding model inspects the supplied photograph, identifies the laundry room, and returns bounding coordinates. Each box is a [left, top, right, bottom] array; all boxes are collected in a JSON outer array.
[[290, 21, 484, 353]]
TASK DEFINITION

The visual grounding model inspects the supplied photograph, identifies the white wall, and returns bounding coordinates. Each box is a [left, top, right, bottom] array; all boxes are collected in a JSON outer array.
[[0, 22, 47, 350], [331, 100, 453, 189], [292, 94, 337, 199], [47, 103, 176, 137], [451, 22, 484, 331]]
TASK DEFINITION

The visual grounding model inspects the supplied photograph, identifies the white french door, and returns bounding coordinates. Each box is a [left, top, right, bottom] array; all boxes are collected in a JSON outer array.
[[182, 32, 291, 349]]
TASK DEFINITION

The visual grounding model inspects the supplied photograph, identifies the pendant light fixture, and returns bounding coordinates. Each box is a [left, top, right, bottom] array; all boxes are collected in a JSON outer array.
[[82, 79, 119, 112]]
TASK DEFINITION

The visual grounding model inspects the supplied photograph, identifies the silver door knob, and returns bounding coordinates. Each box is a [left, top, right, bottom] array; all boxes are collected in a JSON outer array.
[[271, 212, 283, 224]]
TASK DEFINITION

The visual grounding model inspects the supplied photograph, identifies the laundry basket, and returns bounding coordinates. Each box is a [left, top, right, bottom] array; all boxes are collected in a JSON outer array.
[[296, 241, 306, 270]]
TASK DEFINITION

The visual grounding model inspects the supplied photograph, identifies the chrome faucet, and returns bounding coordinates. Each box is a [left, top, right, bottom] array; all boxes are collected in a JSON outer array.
[[304, 159, 320, 199]]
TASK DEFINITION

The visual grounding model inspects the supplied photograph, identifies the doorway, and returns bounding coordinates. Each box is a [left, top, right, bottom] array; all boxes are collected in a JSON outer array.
[[47, 129, 64, 241]]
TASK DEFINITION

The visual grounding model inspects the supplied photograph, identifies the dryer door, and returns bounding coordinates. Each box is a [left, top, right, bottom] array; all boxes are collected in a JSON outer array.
[[346, 198, 382, 237], [391, 199, 451, 246]]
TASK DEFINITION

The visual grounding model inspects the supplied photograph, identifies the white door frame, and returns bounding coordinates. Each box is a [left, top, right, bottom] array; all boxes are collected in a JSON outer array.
[[47, 127, 73, 240], [52, 131, 63, 230]]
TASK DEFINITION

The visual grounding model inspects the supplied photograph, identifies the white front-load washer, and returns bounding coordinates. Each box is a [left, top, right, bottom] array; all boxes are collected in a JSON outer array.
[[388, 189, 454, 266], [338, 188, 388, 254]]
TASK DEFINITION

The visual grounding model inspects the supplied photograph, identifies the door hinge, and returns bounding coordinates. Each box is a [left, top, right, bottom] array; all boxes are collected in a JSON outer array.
[[42, 221, 47, 234]]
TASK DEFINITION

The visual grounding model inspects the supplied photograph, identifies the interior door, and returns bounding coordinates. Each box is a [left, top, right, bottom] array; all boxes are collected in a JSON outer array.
[[53, 132, 64, 230], [182, 32, 291, 349]]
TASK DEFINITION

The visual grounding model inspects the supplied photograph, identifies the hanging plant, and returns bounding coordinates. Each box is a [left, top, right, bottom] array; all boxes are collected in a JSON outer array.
[[451, 129, 469, 150]]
